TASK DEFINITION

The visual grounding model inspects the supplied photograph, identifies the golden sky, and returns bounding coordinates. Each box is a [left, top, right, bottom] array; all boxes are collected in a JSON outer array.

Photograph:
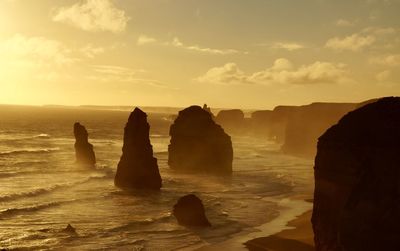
[[0, 0, 399, 109]]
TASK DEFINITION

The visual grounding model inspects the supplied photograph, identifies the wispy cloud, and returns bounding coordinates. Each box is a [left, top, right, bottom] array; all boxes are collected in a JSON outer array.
[[52, 0, 129, 33], [196, 58, 349, 85], [325, 33, 375, 51], [0, 34, 75, 66], [80, 44, 105, 58], [136, 35, 244, 55], [87, 65, 169, 88], [270, 42, 305, 51], [369, 54, 400, 66], [375, 70, 391, 82], [335, 19, 356, 27], [325, 26, 398, 51], [137, 35, 157, 45]]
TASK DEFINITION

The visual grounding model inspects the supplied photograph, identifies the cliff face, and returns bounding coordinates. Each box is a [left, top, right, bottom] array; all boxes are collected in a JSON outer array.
[[250, 106, 297, 142], [168, 106, 233, 174], [73, 122, 96, 166], [215, 109, 246, 134], [312, 97, 400, 251], [282, 103, 356, 157], [114, 108, 162, 190]]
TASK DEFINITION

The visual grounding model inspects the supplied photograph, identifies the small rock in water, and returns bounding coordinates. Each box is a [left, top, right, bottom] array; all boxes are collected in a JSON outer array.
[[63, 224, 77, 234], [74, 122, 96, 166], [173, 194, 211, 227]]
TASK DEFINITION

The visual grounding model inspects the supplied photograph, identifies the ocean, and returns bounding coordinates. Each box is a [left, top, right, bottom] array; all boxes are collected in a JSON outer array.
[[0, 105, 313, 250]]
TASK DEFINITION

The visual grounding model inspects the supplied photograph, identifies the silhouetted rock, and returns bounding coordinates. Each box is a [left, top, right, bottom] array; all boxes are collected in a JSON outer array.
[[114, 108, 162, 190], [312, 97, 400, 251], [62, 224, 77, 234], [250, 110, 274, 137], [168, 106, 233, 174], [173, 194, 211, 227], [282, 102, 356, 157], [73, 122, 96, 166], [216, 109, 247, 134], [202, 104, 212, 115]]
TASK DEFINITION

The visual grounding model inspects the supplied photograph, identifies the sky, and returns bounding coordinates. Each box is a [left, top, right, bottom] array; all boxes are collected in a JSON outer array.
[[0, 0, 399, 109]]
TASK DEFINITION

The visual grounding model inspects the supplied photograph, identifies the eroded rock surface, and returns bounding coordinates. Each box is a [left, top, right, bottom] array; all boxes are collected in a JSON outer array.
[[115, 108, 162, 190], [312, 97, 400, 251], [173, 194, 211, 227], [74, 122, 96, 166], [168, 106, 233, 174]]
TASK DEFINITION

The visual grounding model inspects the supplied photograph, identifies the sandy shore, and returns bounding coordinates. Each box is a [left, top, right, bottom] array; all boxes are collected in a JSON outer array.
[[244, 210, 314, 251]]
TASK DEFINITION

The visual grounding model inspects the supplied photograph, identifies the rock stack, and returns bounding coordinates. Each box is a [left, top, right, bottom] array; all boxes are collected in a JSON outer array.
[[173, 194, 211, 227], [312, 97, 400, 251], [168, 106, 233, 174], [73, 122, 96, 166], [114, 108, 162, 190]]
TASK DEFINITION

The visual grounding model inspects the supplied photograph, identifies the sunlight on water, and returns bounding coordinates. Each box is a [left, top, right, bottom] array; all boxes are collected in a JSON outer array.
[[0, 107, 313, 250]]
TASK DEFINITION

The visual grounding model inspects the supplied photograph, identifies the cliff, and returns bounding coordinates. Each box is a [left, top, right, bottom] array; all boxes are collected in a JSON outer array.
[[215, 109, 246, 134], [312, 97, 400, 251], [282, 102, 356, 157]]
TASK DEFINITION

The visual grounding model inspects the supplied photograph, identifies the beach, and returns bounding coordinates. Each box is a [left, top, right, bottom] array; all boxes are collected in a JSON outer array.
[[245, 210, 314, 251]]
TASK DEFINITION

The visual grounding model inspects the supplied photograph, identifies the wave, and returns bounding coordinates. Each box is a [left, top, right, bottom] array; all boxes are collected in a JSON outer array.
[[0, 201, 63, 218], [150, 134, 169, 139], [33, 134, 51, 139], [154, 150, 168, 154], [108, 213, 173, 233], [0, 184, 69, 203], [0, 148, 60, 156], [0, 176, 106, 202], [0, 133, 51, 142]]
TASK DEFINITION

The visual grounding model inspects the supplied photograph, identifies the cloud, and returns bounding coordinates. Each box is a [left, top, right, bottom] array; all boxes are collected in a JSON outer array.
[[53, 0, 129, 33], [137, 35, 157, 45], [0, 34, 75, 66], [369, 54, 400, 66], [325, 26, 398, 51], [270, 42, 305, 51], [87, 65, 168, 88], [335, 19, 356, 27], [375, 70, 391, 82], [170, 37, 241, 55], [80, 44, 105, 58], [196, 58, 349, 85], [325, 33, 375, 51], [137, 35, 243, 55], [196, 63, 251, 84]]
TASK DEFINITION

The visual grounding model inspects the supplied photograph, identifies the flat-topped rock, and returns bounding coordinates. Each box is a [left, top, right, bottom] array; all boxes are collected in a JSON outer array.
[[168, 106, 233, 174]]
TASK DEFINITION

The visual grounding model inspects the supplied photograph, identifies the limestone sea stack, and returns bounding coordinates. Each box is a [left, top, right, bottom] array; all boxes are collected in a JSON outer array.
[[173, 194, 211, 227], [73, 122, 96, 166], [312, 97, 400, 251], [114, 108, 162, 190], [215, 109, 246, 134], [168, 106, 233, 174]]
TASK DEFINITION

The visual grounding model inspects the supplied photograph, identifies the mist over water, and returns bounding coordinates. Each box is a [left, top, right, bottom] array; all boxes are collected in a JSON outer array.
[[0, 106, 313, 250]]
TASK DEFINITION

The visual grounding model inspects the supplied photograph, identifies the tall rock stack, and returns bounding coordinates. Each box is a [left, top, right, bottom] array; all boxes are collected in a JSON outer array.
[[312, 97, 400, 251], [74, 122, 96, 166], [168, 106, 233, 174], [114, 108, 162, 190]]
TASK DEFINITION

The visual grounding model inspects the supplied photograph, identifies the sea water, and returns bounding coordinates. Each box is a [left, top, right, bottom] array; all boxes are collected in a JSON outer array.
[[0, 106, 313, 250]]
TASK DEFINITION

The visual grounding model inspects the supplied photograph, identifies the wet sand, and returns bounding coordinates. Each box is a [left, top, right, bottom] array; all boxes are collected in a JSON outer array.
[[244, 210, 314, 251]]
